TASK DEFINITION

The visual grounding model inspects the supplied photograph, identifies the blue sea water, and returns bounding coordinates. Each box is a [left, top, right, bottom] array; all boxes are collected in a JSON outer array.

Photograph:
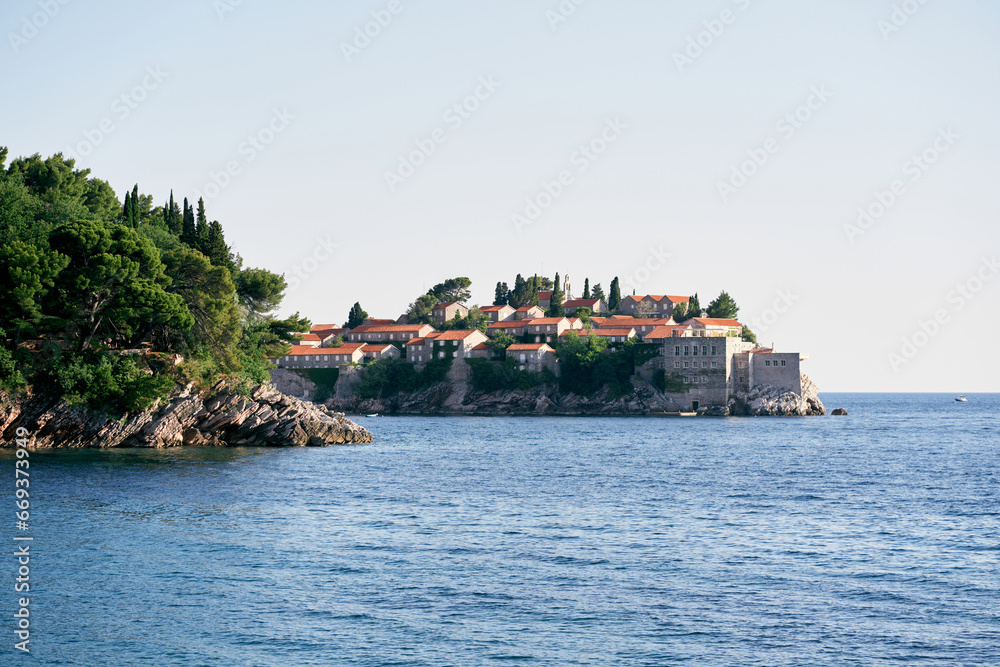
[[3, 393, 998, 666]]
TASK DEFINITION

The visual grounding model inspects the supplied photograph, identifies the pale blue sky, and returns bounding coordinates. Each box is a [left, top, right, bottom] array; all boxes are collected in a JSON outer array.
[[4, 0, 999, 391]]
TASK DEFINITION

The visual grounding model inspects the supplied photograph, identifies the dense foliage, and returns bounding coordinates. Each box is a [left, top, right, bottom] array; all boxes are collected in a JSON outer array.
[[355, 357, 452, 399], [0, 148, 301, 413], [466, 358, 555, 392]]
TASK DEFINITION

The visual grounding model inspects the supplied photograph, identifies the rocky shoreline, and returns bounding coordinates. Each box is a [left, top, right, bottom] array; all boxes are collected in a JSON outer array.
[[318, 373, 825, 418], [0, 381, 373, 449]]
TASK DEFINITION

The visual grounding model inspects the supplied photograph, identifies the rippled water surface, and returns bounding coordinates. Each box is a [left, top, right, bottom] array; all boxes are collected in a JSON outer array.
[[6, 393, 999, 665]]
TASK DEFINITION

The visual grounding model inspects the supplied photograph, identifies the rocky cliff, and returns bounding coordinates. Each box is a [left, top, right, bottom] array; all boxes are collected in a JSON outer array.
[[0, 381, 373, 449], [728, 375, 826, 416], [316, 373, 825, 417]]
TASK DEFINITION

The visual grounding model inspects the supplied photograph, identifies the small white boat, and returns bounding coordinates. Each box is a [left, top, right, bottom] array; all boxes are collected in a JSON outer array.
[[365, 413, 380, 417], [955, 395, 968, 402]]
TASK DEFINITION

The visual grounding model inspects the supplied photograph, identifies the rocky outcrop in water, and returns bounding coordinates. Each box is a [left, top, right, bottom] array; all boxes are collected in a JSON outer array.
[[0, 381, 372, 449], [727, 374, 826, 416]]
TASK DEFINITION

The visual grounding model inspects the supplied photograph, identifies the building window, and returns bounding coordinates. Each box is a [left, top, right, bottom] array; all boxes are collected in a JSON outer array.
[[684, 346, 689, 356], [675, 346, 681, 356], [765, 360, 771, 366], [683, 377, 689, 383], [701, 377, 707, 383], [674, 362, 680, 369], [711, 361, 717, 369], [702, 362, 708, 368], [781, 360, 786, 366], [693, 346, 698, 356], [701, 345, 707, 355], [683, 362, 689, 368], [711, 345, 717, 355]]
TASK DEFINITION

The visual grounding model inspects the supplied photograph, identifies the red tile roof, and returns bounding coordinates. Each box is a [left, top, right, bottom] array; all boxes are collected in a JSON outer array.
[[515, 305, 542, 312], [472, 343, 490, 351], [488, 321, 525, 329], [507, 343, 553, 352], [310, 324, 341, 332], [432, 301, 462, 309], [562, 298, 601, 308], [433, 329, 484, 341], [642, 325, 686, 340], [691, 318, 742, 327], [538, 291, 553, 299], [286, 344, 365, 356], [479, 305, 510, 312], [597, 317, 673, 328], [524, 317, 568, 325], [296, 333, 322, 342], [350, 324, 433, 334], [363, 344, 393, 352]]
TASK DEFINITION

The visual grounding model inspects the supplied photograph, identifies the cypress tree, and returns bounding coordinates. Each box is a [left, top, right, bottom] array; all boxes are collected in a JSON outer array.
[[493, 282, 509, 306], [609, 277, 621, 311], [130, 184, 140, 227], [205, 221, 230, 268], [167, 191, 183, 236], [547, 272, 565, 317], [181, 198, 196, 246], [347, 302, 368, 329], [122, 191, 131, 226], [196, 198, 210, 252], [583, 278, 590, 300]]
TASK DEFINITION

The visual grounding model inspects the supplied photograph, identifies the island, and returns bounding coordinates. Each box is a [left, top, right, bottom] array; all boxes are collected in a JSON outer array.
[[270, 276, 824, 417]]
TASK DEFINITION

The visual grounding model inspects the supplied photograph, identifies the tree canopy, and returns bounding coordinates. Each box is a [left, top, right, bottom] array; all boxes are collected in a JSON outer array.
[[706, 291, 740, 320]]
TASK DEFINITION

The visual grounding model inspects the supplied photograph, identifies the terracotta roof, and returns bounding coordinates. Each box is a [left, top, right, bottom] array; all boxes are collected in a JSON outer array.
[[433, 329, 483, 341], [597, 317, 673, 328], [538, 291, 553, 299], [407, 338, 428, 346], [285, 344, 365, 356], [507, 343, 553, 352], [479, 305, 510, 312], [473, 343, 490, 351], [524, 317, 568, 325], [296, 333, 322, 341], [562, 298, 601, 308], [432, 301, 462, 309], [642, 325, 686, 340], [310, 324, 340, 332], [563, 328, 636, 337], [350, 324, 433, 334], [665, 295, 690, 303], [515, 305, 542, 312], [691, 318, 742, 327], [488, 321, 525, 329], [622, 294, 690, 304], [363, 344, 393, 352]]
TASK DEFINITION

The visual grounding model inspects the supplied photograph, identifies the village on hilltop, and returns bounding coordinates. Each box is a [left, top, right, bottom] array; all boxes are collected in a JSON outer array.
[[271, 275, 809, 412]]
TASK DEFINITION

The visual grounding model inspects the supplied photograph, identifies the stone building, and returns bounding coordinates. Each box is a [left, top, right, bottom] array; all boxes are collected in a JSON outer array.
[[618, 294, 689, 318], [432, 302, 469, 324], [347, 324, 436, 343], [507, 343, 557, 373], [480, 304, 515, 323], [275, 344, 367, 369]]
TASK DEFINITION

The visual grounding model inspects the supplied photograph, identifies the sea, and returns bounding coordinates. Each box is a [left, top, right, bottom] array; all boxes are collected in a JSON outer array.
[[3, 393, 998, 666]]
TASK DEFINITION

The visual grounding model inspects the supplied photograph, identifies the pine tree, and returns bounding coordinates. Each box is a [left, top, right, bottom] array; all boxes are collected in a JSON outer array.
[[181, 198, 196, 246], [493, 282, 509, 306], [509, 274, 527, 308], [583, 278, 590, 300], [706, 291, 740, 320], [347, 302, 368, 329], [608, 277, 621, 311], [547, 272, 565, 317], [592, 283, 605, 304]]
